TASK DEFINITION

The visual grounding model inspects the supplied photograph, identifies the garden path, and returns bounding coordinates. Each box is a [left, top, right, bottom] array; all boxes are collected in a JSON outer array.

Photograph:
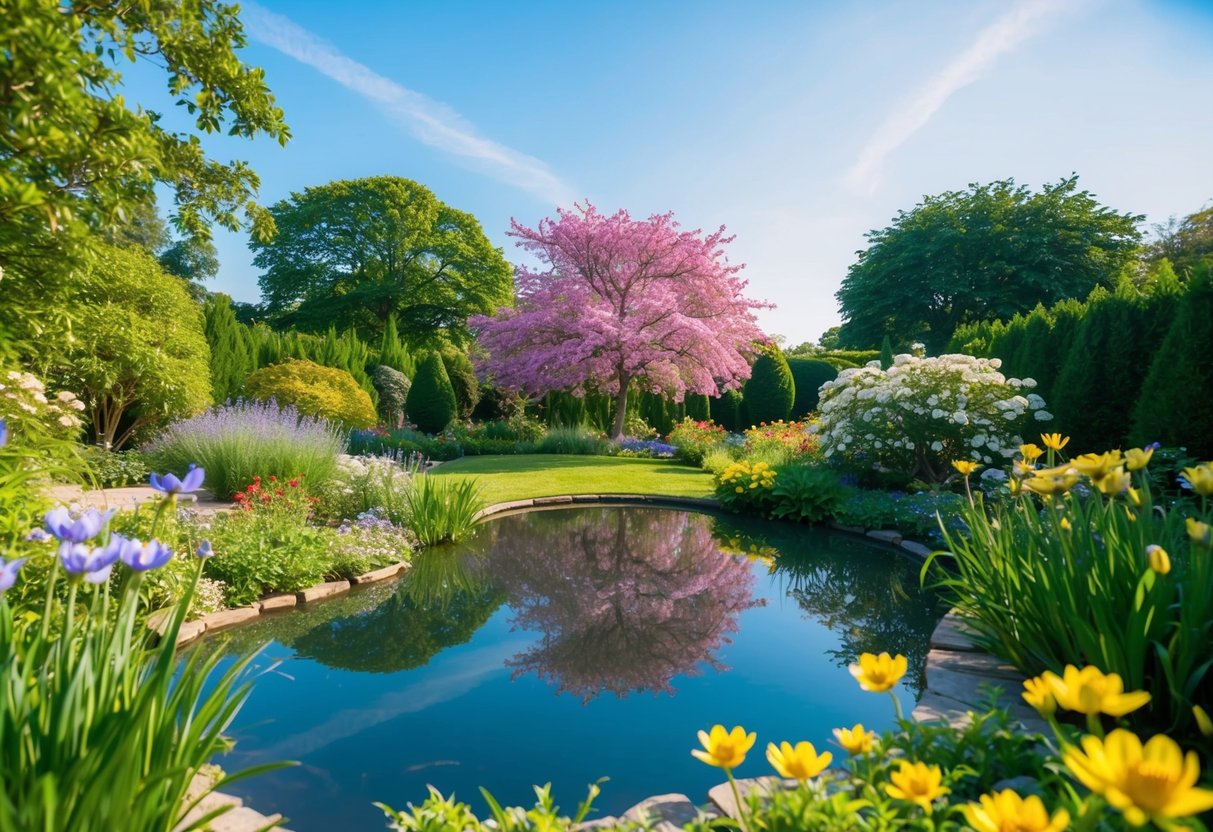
[[46, 483, 230, 518]]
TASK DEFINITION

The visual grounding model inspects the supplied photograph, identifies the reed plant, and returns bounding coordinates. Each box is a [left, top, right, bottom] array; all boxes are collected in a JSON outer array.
[[403, 475, 484, 545]]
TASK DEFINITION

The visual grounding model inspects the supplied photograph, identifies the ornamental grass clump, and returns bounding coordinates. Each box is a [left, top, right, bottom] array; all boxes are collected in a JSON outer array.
[[931, 439, 1213, 742], [403, 475, 485, 546], [143, 399, 345, 499], [814, 353, 1050, 484]]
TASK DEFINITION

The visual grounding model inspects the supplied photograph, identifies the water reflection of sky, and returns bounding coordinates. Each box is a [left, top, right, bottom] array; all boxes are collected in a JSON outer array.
[[207, 507, 943, 830]]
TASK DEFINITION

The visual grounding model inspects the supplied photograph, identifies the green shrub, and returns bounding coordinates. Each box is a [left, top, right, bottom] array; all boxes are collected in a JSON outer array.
[[371, 364, 410, 428], [786, 358, 837, 418], [535, 425, 610, 455], [84, 448, 149, 488], [668, 418, 728, 465], [685, 393, 710, 422], [742, 347, 794, 426], [403, 475, 484, 545], [768, 464, 845, 524], [709, 389, 743, 432], [314, 454, 419, 525], [203, 294, 253, 404], [715, 459, 778, 514], [244, 358, 377, 429], [480, 414, 546, 442], [406, 353, 458, 434], [440, 350, 480, 421]]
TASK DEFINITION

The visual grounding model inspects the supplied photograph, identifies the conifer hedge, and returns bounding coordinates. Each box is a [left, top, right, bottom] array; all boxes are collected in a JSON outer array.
[[406, 352, 458, 434]]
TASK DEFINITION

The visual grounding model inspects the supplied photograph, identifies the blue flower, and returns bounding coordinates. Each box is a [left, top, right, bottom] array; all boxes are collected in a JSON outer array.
[[195, 539, 214, 559], [0, 418, 7, 447], [118, 537, 173, 572], [0, 556, 26, 593], [25, 528, 51, 543], [149, 464, 205, 495], [44, 506, 113, 543], [59, 541, 120, 584]]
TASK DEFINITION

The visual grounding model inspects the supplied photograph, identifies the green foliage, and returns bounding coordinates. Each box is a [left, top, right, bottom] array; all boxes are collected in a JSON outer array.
[[1132, 268, 1213, 456], [314, 455, 419, 528], [743, 348, 794, 426], [406, 353, 459, 434], [685, 393, 710, 422], [768, 465, 846, 524], [379, 315, 416, 377], [878, 335, 894, 370], [715, 459, 778, 514], [59, 243, 212, 449], [668, 418, 728, 465], [252, 177, 512, 342], [377, 782, 625, 832], [1147, 206, 1213, 275], [932, 457, 1213, 741], [403, 476, 485, 546], [202, 294, 253, 404], [480, 414, 547, 443], [709, 389, 743, 432], [371, 365, 411, 429], [837, 176, 1143, 351], [83, 448, 149, 488], [440, 350, 480, 420], [244, 358, 377, 430], [535, 426, 611, 455], [786, 358, 837, 418]]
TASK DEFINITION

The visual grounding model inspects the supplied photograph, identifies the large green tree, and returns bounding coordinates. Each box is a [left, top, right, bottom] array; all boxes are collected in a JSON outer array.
[[0, 0, 288, 355], [835, 177, 1142, 351], [251, 177, 513, 343]]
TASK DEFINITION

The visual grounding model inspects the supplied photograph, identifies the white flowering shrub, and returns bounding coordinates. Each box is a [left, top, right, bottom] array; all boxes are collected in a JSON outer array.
[[813, 354, 1051, 483], [0, 368, 85, 442]]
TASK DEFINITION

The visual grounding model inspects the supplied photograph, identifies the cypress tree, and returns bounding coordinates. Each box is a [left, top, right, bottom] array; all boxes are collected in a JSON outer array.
[[379, 314, 415, 376], [405, 352, 458, 434], [709, 389, 743, 432], [685, 394, 710, 422], [743, 347, 795, 426], [787, 358, 838, 418], [879, 335, 894, 370], [202, 294, 252, 403], [440, 349, 480, 420]]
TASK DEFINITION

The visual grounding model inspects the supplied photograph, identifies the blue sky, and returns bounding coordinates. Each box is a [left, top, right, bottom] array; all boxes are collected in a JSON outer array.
[[132, 0, 1213, 344]]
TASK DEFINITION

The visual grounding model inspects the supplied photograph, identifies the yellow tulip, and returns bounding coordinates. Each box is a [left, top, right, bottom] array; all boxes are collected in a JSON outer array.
[[1127, 487, 1142, 507], [1043, 665, 1151, 717], [1070, 451, 1125, 480], [1092, 468, 1132, 497], [1022, 675, 1057, 718], [1182, 464, 1213, 497], [1146, 544, 1170, 576], [1013, 459, 1037, 479], [1024, 472, 1080, 497], [963, 790, 1070, 832], [765, 741, 832, 781], [1008, 477, 1022, 495], [1040, 433, 1070, 452], [833, 723, 875, 755], [884, 760, 949, 813], [1059, 516, 1072, 532], [691, 724, 756, 770], [848, 652, 908, 693], [1188, 517, 1212, 548], [734, 486, 743, 493], [1124, 447, 1154, 471], [1062, 729, 1213, 826], [1019, 443, 1044, 463], [1194, 706, 1213, 738], [951, 459, 980, 476]]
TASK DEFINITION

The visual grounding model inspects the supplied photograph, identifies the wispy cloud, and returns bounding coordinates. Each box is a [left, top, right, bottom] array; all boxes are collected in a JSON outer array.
[[241, 3, 576, 206], [843, 0, 1078, 194]]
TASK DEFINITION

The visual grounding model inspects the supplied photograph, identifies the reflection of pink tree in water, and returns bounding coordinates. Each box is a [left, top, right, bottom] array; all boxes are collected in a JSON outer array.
[[486, 508, 761, 702]]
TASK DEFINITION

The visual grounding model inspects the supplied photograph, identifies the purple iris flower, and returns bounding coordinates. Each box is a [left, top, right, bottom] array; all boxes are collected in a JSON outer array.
[[25, 528, 51, 543], [149, 464, 205, 495], [196, 539, 214, 559], [118, 537, 173, 572], [59, 541, 120, 584], [0, 419, 7, 447], [0, 557, 26, 593], [44, 506, 114, 544]]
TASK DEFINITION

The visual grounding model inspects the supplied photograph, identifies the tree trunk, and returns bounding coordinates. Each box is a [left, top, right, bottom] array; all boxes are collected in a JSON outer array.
[[610, 377, 630, 440]]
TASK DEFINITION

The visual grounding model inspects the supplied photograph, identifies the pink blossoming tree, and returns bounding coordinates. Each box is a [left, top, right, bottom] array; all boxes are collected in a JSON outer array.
[[471, 204, 770, 438]]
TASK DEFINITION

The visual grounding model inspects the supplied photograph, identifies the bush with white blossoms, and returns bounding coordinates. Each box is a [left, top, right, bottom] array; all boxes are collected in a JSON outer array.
[[813, 353, 1051, 483], [0, 368, 85, 442]]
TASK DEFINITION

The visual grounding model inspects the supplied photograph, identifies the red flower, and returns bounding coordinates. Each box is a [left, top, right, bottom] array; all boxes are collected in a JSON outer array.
[[269, 475, 278, 483], [288, 479, 299, 488], [275, 489, 284, 496]]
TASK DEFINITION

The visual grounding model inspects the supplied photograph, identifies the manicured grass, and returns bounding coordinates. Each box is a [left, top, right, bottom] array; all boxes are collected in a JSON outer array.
[[429, 454, 715, 505]]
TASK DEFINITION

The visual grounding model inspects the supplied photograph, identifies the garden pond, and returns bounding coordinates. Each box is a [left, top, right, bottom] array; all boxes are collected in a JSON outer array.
[[203, 506, 946, 830]]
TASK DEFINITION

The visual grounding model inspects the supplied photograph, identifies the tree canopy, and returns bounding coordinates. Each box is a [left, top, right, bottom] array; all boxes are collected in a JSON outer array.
[[835, 177, 1143, 351], [473, 203, 769, 438], [251, 176, 513, 343]]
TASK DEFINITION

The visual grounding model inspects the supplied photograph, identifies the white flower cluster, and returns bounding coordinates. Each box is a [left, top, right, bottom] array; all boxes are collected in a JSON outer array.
[[0, 369, 85, 439], [813, 354, 1052, 482]]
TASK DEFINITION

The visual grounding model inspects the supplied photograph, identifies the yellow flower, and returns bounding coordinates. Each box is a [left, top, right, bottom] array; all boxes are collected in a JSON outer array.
[[1019, 443, 1045, 463], [1013, 459, 1037, 478], [1092, 467, 1132, 497], [734, 486, 743, 494], [1182, 464, 1213, 497], [951, 459, 980, 476], [1043, 665, 1151, 717], [1124, 447, 1154, 471], [1062, 729, 1213, 826], [1070, 451, 1125, 479], [884, 761, 948, 813], [691, 724, 756, 769], [1008, 477, 1023, 495], [1024, 472, 1080, 497], [1127, 487, 1143, 507], [833, 723, 875, 755], [848, 652, 908, 692], [1022, 675, 1057, 718], [1188, 517, 1212, 548], [963, 789, 1070, 832], [1059, 516, 1072, 532], [1146, 544, 1170, 576], [1040, 433, 1070, 452], [765, 741, 832, 781], [1194, 706, 1213, 738]]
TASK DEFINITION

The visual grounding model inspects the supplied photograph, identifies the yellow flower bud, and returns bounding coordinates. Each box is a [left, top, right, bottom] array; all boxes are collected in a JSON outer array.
[[1146, 544, 1170, 575]]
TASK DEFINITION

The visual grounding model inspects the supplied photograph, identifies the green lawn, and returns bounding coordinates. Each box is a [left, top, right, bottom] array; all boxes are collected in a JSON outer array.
[[429, 454, 715, 505]]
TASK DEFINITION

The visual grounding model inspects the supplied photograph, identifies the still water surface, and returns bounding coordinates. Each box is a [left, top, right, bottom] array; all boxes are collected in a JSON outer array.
[[206, 507, 944, 830]]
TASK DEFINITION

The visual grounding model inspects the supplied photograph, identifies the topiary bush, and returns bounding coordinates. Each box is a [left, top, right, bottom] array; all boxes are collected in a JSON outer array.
[[371, 364, 410, 428], [786, 358, 838, 418], [406, 352, 458, 435], [440, 350, 480, 420], [243, 359, 377, 429], [742, 347, 795, 426], [709, 389, 743, 432]]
